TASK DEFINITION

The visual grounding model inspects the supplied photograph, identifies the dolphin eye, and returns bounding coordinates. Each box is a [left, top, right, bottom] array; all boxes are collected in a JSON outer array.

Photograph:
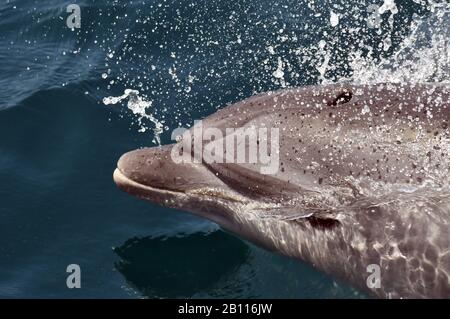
[[328, 90, 353, 106]]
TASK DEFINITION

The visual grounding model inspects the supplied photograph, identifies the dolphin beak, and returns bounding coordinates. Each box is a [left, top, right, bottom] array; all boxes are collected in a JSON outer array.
[[113, 145, 226, 197], [115, 146, 182, 192]]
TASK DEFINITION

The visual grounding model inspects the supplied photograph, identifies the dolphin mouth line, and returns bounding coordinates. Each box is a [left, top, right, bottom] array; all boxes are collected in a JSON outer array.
[[113, 167, 246, 204], [113, 167, 186, 196]]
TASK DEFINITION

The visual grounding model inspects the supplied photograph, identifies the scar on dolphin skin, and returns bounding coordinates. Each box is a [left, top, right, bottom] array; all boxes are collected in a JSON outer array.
[[114, 83, 450, 299]]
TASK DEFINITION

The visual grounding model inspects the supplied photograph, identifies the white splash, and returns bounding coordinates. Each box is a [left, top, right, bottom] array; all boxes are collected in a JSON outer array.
[[103, 89, 164, 144], [316, 40, 331, 82], [347, 3, 449, 85], [272, 57, 286, 87], [330, 11, 339, 27]]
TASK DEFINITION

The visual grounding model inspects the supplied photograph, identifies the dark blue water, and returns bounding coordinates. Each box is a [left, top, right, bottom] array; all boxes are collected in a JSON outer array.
[[0, 0, 437, 298]]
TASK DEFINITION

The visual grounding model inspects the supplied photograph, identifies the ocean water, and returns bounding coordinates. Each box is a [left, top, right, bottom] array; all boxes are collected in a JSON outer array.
[[0, 0, 448, 298]]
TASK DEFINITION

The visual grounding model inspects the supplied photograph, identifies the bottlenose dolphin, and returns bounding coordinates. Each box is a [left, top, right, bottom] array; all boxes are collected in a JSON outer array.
[[113, 83, 450, 298]]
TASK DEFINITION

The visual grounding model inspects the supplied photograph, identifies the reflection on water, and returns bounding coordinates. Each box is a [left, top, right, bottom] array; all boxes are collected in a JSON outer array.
[[114, 230, 367, 299], [113, 231, 250, 298]]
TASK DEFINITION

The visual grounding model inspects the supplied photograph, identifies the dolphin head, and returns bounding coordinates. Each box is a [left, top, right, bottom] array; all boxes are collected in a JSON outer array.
[[113, 88, 312, 232]]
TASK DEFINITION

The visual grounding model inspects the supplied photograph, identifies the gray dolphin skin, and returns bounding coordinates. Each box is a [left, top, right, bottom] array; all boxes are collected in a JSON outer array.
[[114, 83, 450, 299]]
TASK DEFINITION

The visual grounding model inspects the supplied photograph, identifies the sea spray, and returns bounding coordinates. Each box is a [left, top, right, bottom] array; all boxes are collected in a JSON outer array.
[[346, 3, 449, 84], [100, 1, 449, 144], [103, 89, 164, 145]]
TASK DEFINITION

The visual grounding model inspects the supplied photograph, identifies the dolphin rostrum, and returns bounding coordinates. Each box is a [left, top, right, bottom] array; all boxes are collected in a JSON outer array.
[[113, 83, 450, 298]]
